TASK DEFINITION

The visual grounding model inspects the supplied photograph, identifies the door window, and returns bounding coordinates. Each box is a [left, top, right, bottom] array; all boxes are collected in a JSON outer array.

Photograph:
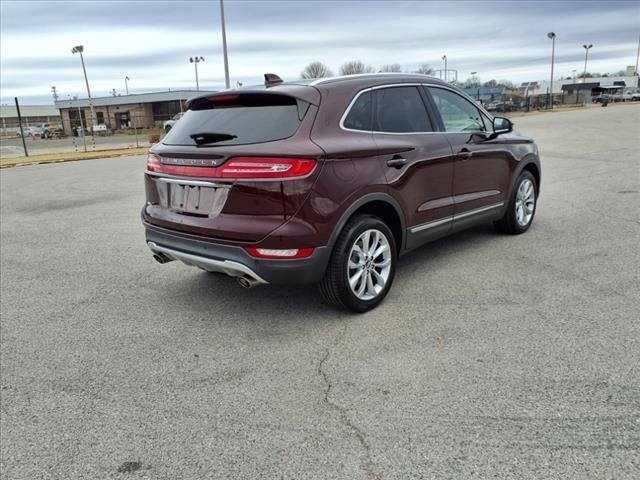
[[428, 87, 487, 132], [373, 86, 432, 133]]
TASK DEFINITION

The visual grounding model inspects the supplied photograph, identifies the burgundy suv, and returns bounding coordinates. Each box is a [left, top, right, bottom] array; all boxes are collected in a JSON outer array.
[[142, 73, 540, 312]]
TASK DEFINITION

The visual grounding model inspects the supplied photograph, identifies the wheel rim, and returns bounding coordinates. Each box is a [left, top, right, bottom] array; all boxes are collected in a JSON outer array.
[[347, 229, 392, 301], [515, 178, 536, 227]]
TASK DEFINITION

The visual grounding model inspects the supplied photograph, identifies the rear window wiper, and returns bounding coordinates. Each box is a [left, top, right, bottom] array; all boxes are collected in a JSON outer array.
[[190, 132, 237, 146]]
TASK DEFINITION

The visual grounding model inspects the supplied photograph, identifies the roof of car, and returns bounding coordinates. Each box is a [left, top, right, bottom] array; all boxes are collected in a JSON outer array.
[[187, 73, 461, 107]]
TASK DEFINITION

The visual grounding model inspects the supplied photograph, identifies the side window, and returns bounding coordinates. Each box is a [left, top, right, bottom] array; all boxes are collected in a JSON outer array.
[[373, 86, 432, 133], [343, 90, 372, 131], [428, 87, 487, 132]]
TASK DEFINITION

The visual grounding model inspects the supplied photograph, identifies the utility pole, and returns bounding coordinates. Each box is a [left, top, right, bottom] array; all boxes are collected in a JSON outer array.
[[220, 0, 230, 89], [548, 32, 556, 109], [125, 76, 130, 95], [14, 97, 28, 157], [635, 32, 639, 82]]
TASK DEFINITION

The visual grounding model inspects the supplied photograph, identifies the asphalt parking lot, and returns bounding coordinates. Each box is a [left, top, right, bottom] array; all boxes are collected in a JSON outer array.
[[0, 134, 150, 158], [1, 105, 639, 479]]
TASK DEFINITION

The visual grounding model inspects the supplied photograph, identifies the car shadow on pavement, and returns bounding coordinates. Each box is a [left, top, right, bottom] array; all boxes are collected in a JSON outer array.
[[163, 224, 502, 317]]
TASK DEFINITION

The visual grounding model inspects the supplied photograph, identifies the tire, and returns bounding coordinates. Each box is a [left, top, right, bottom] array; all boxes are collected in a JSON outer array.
[[320, 215, 397, 313], [494, 170, 537, 234]]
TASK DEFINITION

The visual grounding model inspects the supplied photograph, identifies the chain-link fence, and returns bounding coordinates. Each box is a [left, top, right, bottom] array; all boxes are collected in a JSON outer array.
[[0, 112, 168, 159]]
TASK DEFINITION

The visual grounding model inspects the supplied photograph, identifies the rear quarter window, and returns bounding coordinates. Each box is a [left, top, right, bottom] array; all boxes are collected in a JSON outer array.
[[163, 93, 310, 146]]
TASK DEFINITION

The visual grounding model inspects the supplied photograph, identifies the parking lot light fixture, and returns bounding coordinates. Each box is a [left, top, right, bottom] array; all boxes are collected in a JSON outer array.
[[190, 56, 205, 91], [547, 32, 556, 109], [582, 44, 593, 83], [125, 76, 130, 95], [442, 55, 447, 81], [71, 45, 96, 131]]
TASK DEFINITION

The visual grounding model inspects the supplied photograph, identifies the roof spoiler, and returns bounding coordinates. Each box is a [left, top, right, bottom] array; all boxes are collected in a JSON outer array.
[[264, 73, 283, 87]]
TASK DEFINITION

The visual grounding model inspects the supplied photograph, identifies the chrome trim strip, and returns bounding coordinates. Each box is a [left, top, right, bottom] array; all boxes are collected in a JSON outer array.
[[147, 241, 267, 284], [145, 170, 230, 188], [410, 216, 453, 233], [453, 202, 504, 220], [309, 72, 424, 86], [409, 201, 505, 234]]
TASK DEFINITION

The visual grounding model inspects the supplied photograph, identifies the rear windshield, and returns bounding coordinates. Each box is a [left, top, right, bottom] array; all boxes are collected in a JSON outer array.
[[163, 93, 310, 147]]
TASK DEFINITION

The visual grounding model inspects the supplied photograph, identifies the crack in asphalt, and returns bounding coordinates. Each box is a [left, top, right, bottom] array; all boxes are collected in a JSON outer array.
[[318, 322, 382, 480]]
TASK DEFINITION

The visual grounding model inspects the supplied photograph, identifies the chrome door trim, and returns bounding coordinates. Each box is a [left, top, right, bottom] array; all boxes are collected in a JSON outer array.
[[409, 201, 504, 234], [453, 202, 504, 220], [409, 216, 453, 234]]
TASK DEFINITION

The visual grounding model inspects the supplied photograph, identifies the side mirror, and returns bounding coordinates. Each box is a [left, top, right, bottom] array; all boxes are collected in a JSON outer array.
[[493, 116, 513, 135]]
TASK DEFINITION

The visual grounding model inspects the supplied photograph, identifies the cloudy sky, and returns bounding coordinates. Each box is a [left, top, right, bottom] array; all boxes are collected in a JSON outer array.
[[1, 0, 639, 105]]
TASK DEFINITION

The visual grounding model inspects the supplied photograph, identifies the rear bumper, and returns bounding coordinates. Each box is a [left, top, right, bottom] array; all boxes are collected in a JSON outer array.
[[144, 222, 330, 285]]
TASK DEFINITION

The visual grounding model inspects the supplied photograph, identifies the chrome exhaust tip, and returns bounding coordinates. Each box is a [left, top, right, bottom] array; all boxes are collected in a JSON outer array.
[[237, 276, 259, 289], [153, 252, 173, 264]]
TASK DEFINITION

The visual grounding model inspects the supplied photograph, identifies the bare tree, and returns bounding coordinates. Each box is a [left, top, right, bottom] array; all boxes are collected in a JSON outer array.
[[379, 63, 402, 73], [414, 63, 435, 75], [463, 76, 481, 88], [339, 60, 375, 75], [300, 62, 334, 79]]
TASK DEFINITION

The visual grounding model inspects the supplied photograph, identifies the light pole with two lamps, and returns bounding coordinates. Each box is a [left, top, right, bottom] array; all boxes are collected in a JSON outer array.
[[582, 44, 593, 82], [190, 56, 205, 91], [71, 45, 96, 132]]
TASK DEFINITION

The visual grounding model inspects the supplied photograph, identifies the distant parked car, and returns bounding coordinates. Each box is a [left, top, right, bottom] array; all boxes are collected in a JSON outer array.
[[77, 124, 109, 135], [40, 123, 63, 138], [163, 112, 184, 132], [16, 126, 43, 137]]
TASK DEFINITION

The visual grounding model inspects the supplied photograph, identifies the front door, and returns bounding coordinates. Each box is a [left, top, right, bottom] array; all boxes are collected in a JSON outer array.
[[370, 85, 455, 250], [425, 86, 511, 223]]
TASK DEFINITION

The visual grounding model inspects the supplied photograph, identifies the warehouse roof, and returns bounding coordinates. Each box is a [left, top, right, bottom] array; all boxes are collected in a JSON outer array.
[[0, 104, 60, 118], [54, 90, 216, 109]]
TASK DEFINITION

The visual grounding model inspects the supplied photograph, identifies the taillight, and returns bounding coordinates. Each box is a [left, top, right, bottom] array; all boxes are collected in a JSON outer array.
[[146, 154, 316, 180], [146, 153, 163, 172], [218, 157, 316, 179], [245, 247, 314, 259]]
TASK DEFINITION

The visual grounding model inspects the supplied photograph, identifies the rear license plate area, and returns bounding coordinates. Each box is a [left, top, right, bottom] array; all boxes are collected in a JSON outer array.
[[169, 184, 217, 216]]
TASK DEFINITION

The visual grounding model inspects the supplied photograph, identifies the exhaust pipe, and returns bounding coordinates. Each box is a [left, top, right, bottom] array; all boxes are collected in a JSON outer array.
[[153, 252, 173, 264], [237, 276, 260, 289]]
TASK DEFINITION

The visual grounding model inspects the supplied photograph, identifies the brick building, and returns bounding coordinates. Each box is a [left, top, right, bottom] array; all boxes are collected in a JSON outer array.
[[54, 90, 214, 134]]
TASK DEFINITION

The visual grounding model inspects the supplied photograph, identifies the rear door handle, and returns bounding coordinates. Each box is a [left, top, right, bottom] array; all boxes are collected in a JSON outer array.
[[457, 148, 473, 160], [387, 157, 407, 169]]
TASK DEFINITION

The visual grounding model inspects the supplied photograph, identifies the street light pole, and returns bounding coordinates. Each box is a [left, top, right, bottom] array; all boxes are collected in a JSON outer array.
[[220, 0, 230, 89], [547, 32, 556, 109], [190, 56, 205, 91], [582, 44, 593, 82], [71, 45, 95, 130], [442, 55, 447, 82], [125, 76, 130, 95]]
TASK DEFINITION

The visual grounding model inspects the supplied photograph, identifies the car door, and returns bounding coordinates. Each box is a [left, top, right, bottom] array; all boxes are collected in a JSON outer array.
[[370, 85, 455, 251], [425, 86, 512, 226]]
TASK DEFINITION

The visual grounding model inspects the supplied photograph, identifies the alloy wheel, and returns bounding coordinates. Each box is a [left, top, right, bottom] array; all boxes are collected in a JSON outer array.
[[347, 229, 392, 301]]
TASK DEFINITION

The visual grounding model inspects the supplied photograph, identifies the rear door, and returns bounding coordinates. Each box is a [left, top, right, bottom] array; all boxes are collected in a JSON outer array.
[[371, 85, 455, 250], [425, 86, 512, 219]]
